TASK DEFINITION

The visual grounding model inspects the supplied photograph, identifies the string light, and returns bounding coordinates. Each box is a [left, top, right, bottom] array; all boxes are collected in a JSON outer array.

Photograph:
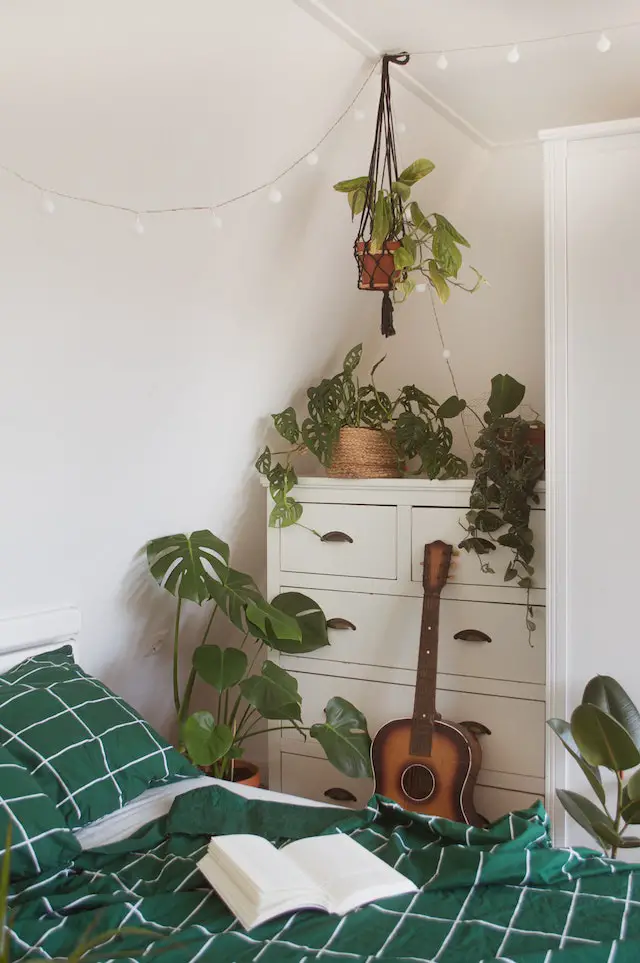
[[415, 282, 428, 293], [210, 209, 223, 229], [268, 187, 283, 204], [134, 214, 144, 235], [436, 53, 449, 71], [506, 45, 520, 64], [396, 121, 407, 134], [42, 193, 55, 214], [442, 348, 451, 360], [410, 19, 640, 56], [596, 32, 612, 52], [305, 151, 319, 166]]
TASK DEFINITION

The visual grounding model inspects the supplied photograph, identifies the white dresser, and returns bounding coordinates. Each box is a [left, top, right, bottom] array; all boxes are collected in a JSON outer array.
[[266, 478, 546, 823]]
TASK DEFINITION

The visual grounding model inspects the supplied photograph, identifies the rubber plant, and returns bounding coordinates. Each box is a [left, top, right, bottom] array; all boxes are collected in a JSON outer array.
[[334, 159, 484, 306], [440, 374, 545, 636], [255, 342, 467, 529], [549, 676, 640, 858], [145, 530, 372, 781]]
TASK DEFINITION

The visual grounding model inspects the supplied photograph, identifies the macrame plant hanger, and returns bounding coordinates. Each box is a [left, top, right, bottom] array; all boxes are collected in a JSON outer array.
[[355, 52, 410, 337]]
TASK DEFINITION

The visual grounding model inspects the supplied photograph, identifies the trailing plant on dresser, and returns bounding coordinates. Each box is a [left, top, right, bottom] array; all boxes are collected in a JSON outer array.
[[256, 343, 467, 529], [144, 530, 372, 782]]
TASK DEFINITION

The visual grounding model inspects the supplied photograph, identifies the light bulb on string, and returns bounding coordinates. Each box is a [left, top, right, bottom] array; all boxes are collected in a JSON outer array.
[[210, 209, 223, 229], [396, 121, 407, 134], [268, 187, 283, 204], [507, 45, 520, 64], [42, 193, 55, 214], [596, 32, 612, 52], [134, 214, 144, 235], [354, 108, 366, 122], [415, 283, 428, 294], [436, 53, 449, 71], [442, 348, 451, 360], [306, 151, 319, 166]]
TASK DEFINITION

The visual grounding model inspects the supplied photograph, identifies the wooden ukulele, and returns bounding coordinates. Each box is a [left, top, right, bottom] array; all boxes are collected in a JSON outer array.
[[371, 540, 485, 825]]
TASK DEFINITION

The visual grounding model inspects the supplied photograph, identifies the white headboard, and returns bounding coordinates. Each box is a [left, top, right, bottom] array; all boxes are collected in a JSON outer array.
[[0, 607, 80, 674]]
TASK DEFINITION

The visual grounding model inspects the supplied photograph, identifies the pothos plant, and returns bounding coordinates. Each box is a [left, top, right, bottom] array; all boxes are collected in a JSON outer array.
[[334, 157, 484, 304], [255, 343, 467, 529], [549, 675, 640, 859], [439, 374, 545, 636], [145, 530, 372, 781]]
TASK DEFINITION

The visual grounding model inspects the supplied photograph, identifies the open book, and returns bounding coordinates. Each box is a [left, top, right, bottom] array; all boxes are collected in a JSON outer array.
[[197, 832, 417, 930]]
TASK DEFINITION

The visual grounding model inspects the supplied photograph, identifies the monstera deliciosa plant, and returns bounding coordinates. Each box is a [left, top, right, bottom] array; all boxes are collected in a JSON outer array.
[[549, 676, 640, 859], [145, 530, 372, 781], [256, 343, 467, 529]]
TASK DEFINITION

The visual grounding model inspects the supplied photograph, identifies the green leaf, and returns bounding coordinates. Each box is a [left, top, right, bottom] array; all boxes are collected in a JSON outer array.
[[474, 510, 504, 533], [428, 261, 450, 303], [547, 717, 605, 804], [259, 592, 330, 654], [393, 245, 414, 270], [205, 565, 301, 642], [333, 176, 369, 193], [437, 396, 467, 419], [590, 821, 628, 850], [398, 158, 435, 186], [193, 645, 248, 692], [269, 498, 302, 529], [255, 446, 271, 475], [182, 712, 233, 767], [627, 768, 640, 802], [343, 343, 363, 374], [310, 697, 372, 778], [146, 530, 230, 604], [621, 796, 640, 824], [391, 180, 410, 202], [348, 188, 366, 217], [487, 374, 526, 417], [301, 418, 335, 466], [239, 661, 302, 721], [395, 276, 416, 300], [409, 202, 430, 233], [272, 407, 300, 444], [401, 235, 417, 260], [434, 213, 470, 247], [582, 676, 640, 752], [433, 227, 462, 278], [458, 536, 495, 555], [556, 789, 614, 848], [370, 190, 391, 252], [571, 703, 640, 771], [370, 355, 386, 380]]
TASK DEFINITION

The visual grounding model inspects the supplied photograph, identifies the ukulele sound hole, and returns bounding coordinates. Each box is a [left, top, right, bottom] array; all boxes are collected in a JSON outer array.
[[401, 764, 436, 802]]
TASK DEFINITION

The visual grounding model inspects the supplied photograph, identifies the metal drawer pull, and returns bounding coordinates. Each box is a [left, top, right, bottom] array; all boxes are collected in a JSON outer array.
[[453, 629, 492, 644], [326, 618, 356, 631], [324, 787, 357, 802], [460, 720, 492, 736], [320, 531, 353, 543]]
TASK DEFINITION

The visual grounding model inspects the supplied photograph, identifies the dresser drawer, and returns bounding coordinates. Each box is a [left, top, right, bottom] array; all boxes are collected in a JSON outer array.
[[475, 785, 542, 824], [282, 589, 544, 683], [280, 503, 397, 579], [292, 672, 544, 779], [411, 507, 546, 589], [280, 752, 373, 808]]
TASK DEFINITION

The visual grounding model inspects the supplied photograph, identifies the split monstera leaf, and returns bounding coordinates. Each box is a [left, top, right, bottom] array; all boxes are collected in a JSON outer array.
[[549, 675, 640, 857], [145, 531, 372, 782]]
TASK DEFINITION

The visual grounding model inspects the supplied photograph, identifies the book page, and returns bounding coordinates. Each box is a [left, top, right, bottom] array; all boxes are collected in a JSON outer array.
[[283, 833, 417, 915], [210, 834, 318, 897]]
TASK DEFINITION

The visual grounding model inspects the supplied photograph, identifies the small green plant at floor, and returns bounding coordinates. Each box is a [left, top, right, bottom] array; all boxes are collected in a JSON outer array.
[[441, 374, 545, 636], [256, 342, 467, 529], [549, 675, 640, 859], [145, 530, 372, 781], [334, 158, 484, 304]]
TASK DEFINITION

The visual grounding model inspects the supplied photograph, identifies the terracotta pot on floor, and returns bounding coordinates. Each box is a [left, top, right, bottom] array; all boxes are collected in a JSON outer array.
[[230, 761, 261, 788]]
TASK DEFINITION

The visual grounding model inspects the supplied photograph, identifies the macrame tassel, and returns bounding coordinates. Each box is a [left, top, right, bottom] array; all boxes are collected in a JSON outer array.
[[381, 290, 395, 337]]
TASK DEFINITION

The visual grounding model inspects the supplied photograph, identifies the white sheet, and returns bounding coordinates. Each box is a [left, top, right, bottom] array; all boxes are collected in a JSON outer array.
[[75, 776, 335, 850]]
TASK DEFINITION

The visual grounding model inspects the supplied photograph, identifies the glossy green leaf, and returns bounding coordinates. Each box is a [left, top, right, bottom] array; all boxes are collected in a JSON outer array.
[[434, 213, 470, 247], [239, 661, 302, 721], [370, 190, 391, 251], [391, 180, 410, 202], [182, 712, 233, 767], [269, 498, 302, 529], [272, 407, 300, 444], [582, 676, 640, 751], [393, 246, 414, 270], [146, 530, 230, 604], [621, 796, 640, 824], [333, 176, 369, 193], [547, 717, 605, 804], [437, 396, 467, 419], [401, 235, 417, 260], [301, 418, 335, 466], [310, 697, 372, 778], [255, 592, 329, 654], [428, 260, 450, 303], [343, 343, 363, 374], [205, 565, 301, 642], [433, 227, 462, 278], [348, 188, 366, 217], [487, 374, 526, 417], [193, 645, 248, 692], [409, 201, 430, 233], [627, 768, 640, 802], [556, 789, 614, 848], [571, 703, 640, 771], [474, 510, 504, 533], [255, 446, 271, 475], [398, 158, 435, 186]]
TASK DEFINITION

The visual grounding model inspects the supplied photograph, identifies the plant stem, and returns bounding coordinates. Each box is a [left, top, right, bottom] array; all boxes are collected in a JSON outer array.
[[239, 724, 306, 741], [173, 597, 183, 719], [178, 603, 219, 725], [613, 771, 624, 859]]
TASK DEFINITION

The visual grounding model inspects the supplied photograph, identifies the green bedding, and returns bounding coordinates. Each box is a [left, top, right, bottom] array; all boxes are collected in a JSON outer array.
[[8, 788, 640, 962]]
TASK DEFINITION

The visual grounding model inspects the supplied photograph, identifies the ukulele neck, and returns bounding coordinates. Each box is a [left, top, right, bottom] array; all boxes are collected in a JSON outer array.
[[410, 593, 441, 756]]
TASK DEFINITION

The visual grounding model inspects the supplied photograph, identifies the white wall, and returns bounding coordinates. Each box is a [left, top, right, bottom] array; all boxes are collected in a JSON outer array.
[[0, 1, 545, 777]]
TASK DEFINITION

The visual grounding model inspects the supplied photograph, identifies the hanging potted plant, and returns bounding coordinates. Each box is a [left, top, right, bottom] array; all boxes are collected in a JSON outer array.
[[255, 343, 467, 529], [440, 375, 545, 636], [334, 54, 483, 337], [144, 530, 372, 784]]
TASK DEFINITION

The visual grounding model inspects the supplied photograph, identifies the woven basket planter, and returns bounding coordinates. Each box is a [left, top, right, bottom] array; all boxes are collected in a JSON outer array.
[[327, 427, 400, 479]]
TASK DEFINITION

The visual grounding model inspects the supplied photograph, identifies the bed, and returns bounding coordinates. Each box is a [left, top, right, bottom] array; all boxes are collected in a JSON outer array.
[[3, 609, 640, 963]]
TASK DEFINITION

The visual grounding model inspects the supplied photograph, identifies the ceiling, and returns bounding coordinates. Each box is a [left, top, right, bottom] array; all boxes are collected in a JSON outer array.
[[296, 0, 640, 146]]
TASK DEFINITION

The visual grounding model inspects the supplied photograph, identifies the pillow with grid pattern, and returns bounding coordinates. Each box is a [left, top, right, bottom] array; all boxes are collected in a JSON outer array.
[[0, 645, 198, 829], [0, 742, 81, 879]]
